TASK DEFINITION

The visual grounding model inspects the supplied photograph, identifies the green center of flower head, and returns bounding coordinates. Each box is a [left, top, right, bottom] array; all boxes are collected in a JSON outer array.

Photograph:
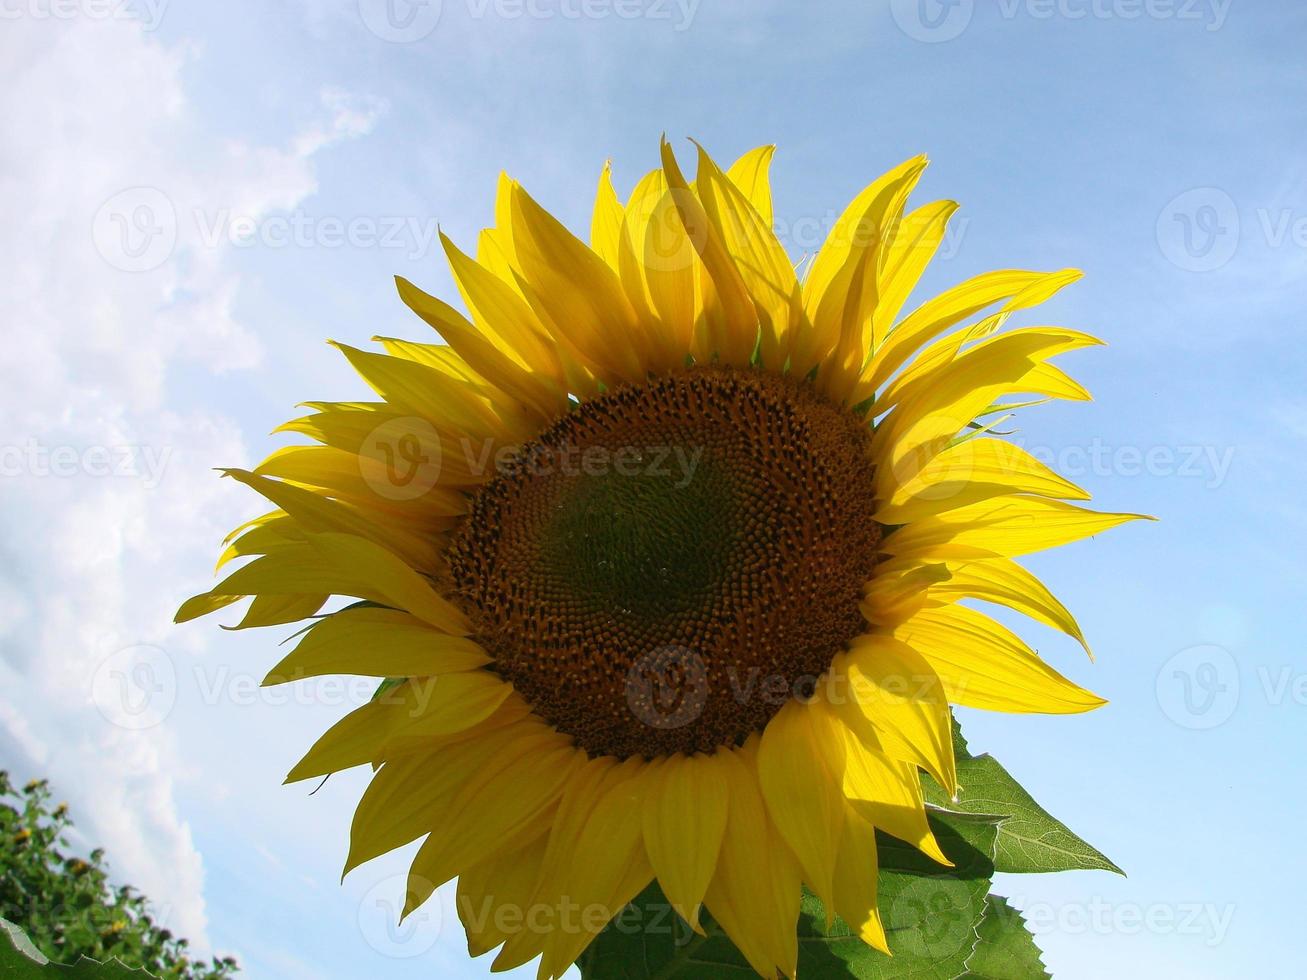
[[447, 367, 882, 760]]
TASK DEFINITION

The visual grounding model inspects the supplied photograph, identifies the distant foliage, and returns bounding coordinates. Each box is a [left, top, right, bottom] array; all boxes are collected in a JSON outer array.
[[0, 771, 239, 979]]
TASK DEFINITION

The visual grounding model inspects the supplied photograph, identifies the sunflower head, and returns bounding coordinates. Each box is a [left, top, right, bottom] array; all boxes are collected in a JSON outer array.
[[179, 139, 1144, 979]]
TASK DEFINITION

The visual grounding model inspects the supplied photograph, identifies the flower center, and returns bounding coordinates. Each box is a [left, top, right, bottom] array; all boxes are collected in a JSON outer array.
[[447, 367, 881, 759]]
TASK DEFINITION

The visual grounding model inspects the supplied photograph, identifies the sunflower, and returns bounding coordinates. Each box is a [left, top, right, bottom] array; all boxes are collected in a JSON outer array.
[[179, 140, 1143, 978]]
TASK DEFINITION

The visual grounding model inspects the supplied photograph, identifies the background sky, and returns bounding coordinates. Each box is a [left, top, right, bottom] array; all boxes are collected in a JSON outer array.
[[1, 1, 1302, 977]]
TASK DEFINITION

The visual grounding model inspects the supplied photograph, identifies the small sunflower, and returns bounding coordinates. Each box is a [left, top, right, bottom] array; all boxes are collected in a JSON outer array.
[[180, 140, 1143, 978]]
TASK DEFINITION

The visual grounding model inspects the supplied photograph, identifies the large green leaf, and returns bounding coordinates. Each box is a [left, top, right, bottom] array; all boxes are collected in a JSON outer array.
[[0, 919, 161, 978], [579, 811, 1001, 979], [575, 718, 1113, 977], [923, 720, 1122, 875], [793, 811, 1000, 979], [573, 883, 755, 978], [961, 896, 1049, 979]]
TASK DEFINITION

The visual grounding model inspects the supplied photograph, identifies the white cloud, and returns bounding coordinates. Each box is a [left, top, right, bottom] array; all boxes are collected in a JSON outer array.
[[0, 15, 380, 951]]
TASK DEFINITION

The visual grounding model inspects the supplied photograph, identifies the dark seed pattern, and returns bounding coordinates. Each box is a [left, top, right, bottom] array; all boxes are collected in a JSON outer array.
[[446, 367, 881, 759]]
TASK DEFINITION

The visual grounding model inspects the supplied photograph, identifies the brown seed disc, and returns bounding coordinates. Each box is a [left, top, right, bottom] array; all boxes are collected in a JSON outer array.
[[446, 366, 881, 759]]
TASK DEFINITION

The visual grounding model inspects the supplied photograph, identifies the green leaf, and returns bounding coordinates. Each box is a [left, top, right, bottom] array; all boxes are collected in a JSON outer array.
[[581, 810, 1003, 980], [575, 882, 754, 979], [961, 896, 1049, 979], [578, 718, 1110, 977], [794, 811, 999, 978], [1, 918, 162, 978], [923, 719, 1122, 875]]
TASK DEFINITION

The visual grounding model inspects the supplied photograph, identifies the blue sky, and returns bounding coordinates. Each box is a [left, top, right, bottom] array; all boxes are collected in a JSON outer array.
[[1, 1, 1303, 977]]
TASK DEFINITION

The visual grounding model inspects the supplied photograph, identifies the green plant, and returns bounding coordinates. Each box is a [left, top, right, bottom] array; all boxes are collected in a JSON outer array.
[[0, 771, 238, 979]]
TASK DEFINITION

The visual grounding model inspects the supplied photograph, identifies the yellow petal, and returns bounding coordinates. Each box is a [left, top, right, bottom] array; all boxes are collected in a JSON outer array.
[[703, 741, 801, 978], [869, 199, 960, 355], [256, 445, 468, 518], [875, 437, 1089, 525], [493, 756, 617, 972], [285, 672, 512, 782], [725, 144, 776, 227], [174, 590, 245, 624], [659, 137, 758, 366], [394, 274, 565, 421], [537, 760, 655, 979], [829, 635, 957, 795], [303, 531, 467, 632], [590, 160, 624, 269], [404, 734, 582, 912], [505, 180, 647, 385], [926, 556, 1090, 656], [831, 808, 889, 953], [642, 752, 729, 932], [864, 267, 1082, 395], [872, 330, 1103, 496], [621, 168, 697, 367], [329, 340, 510, 440], [882, 496, 1151, 561], [456, 832, 550, 958], [263, 606, 490, 684], [692, 141, 802, 369], [441, 230, 567, 385], [757, 699, 844, 913], [345, 719, 532, 875], [219, 468, 440, 571], [798, 155, 927, 381], [222, 592, 325, 630], [893, 605, 1106, 714], [828, 704, 950, 866]]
